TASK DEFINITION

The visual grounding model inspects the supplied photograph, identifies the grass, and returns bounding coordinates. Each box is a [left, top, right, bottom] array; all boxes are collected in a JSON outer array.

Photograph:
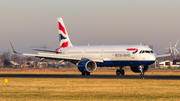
[[0, 78, 180, 101]]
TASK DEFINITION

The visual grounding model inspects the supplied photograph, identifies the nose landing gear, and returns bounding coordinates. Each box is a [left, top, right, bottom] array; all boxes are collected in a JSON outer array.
[[139, 66, 144, 76]]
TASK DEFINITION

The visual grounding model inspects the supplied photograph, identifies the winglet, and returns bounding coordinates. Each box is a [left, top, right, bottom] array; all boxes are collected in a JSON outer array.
[[169, 42, 172, 54], [9, 41, 22, 54], [165, 42, 173, 54]]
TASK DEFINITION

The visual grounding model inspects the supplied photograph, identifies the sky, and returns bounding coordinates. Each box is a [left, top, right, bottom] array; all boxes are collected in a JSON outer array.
[[0, 0, 180, 54]]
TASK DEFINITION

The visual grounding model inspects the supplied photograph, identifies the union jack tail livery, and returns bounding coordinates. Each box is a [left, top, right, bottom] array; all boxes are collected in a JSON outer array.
[[58, 18, 73, 48]]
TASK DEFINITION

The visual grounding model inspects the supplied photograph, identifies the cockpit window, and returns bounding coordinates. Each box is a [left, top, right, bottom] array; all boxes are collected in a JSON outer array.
[[139, 50, 153, 54], [139, 50, 143, 53]]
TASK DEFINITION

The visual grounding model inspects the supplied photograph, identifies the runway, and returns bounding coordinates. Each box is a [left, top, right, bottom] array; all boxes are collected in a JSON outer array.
[[0, 74, 180, 80]]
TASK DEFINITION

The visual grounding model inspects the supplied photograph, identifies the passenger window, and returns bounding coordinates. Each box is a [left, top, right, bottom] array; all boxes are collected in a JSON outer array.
[[140, 50, 153, 54]]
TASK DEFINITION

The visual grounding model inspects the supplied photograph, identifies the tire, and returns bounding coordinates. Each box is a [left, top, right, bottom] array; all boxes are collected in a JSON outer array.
[[86, 72, 90, 75], [82, 72, 85, 75], [120, 70, 124, 75], [116, 70, 121, 75], [140, 73, 144, 76]]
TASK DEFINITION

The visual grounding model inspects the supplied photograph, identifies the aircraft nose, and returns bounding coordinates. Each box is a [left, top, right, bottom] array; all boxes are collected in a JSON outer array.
[[145, 54, 156, 64], [149, 54, 156, 61]]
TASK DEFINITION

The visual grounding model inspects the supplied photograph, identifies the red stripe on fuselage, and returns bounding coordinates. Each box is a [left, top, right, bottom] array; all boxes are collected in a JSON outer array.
[[127, 48, 138, 51], [58, 22, 66, 35]]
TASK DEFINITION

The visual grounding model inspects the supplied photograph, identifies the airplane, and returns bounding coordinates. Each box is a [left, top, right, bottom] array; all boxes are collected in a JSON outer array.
[[10, 17, 172, 76]]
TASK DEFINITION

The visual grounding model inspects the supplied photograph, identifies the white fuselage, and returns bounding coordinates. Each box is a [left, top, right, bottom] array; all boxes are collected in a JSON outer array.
[[58, 45, 156, 67]]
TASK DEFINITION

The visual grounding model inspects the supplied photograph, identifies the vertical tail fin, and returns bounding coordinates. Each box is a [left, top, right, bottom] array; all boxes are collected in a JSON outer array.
[[58, 17, 73, 48]]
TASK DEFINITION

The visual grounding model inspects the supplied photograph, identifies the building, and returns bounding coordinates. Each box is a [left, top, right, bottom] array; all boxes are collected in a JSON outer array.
[[159, 60, 180, 68], [22, 61, 36, 68], [37, 62, 48, 68]]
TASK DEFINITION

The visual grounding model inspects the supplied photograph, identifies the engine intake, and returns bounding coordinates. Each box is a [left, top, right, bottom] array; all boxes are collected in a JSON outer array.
[[130, 65, 149, 73], [78, 59, 97, 73]]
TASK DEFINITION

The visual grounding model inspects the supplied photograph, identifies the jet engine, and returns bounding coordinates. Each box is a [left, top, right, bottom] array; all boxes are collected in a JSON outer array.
[[130, 65, 149, 73], [78, 59, 97, 73]]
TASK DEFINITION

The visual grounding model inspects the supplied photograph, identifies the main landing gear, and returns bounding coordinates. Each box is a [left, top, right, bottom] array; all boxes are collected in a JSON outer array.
[[82, 72, 90, 75], [116, 67, 124, 76]]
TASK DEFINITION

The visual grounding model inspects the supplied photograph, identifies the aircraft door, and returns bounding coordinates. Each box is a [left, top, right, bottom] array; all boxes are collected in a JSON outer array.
[[131, 53, 135, 59], [101, 49, 104, 57], [128, 47, 137, 59]]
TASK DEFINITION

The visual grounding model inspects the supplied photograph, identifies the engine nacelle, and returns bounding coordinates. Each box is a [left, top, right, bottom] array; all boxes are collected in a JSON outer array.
[[130, 65, 149, 73], [78, 59, 97, 73]]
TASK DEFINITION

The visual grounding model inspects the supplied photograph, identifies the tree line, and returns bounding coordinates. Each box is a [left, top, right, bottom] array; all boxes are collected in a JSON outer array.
[[0, 52, 40, 68]]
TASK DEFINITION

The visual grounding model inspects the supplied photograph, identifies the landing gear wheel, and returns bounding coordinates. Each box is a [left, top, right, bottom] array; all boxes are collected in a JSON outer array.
[[140, 72, 144, 76], [81, 72, 90, 75], [82, 72, 85, 75], [120, 70, 124, 75], [116, 70, 121, 75], [86, 72, 90, 75], [116, 69, 125, 76]]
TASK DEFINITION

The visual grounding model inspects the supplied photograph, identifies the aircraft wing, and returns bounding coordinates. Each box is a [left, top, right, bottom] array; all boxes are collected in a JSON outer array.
[[10, 41, 78, 61], [156, 54, 171, 58], [10, 42, 104, 63], [156, 42, 172, 58], [23, 53, 104, 63], [23, 53, 81, 61]]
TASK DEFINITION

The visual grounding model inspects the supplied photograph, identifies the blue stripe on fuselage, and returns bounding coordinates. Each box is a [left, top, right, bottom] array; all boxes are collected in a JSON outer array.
[[97, 60, 155, 67]]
